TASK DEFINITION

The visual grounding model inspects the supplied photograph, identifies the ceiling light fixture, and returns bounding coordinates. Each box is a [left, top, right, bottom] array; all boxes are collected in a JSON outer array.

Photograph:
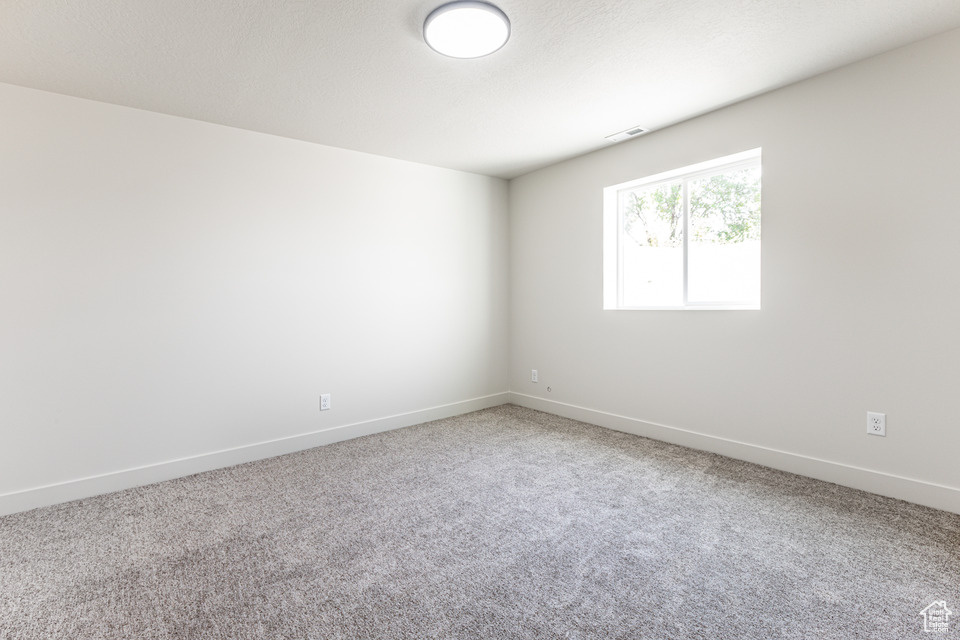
[[423, 1, 511, 59]]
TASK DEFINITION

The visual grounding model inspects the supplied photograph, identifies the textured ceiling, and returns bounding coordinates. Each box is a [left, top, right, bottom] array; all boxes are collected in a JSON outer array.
[[2, 1, 960, 178]]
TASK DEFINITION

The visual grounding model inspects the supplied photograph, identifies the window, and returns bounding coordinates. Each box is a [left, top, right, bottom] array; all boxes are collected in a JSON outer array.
[[603, 149, 761, 310]]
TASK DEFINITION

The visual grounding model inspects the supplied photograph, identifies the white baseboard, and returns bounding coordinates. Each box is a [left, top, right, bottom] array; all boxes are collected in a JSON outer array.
[[0, 392, 511, 517], [7, 391, 957, 518], [509, 392, 960, 516]]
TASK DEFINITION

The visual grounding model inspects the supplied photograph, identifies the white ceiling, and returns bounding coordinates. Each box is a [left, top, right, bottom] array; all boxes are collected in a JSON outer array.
[[2, 1, 960, 178]]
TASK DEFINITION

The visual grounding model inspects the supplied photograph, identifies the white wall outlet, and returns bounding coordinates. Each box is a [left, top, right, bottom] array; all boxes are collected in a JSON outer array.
[[531, 369, 538, 383], [320, 394, 331, 411], [867, 411, 885, 436]]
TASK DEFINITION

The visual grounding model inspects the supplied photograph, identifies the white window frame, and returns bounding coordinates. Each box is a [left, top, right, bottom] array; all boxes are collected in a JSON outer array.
[[603, 148, 761, 311]]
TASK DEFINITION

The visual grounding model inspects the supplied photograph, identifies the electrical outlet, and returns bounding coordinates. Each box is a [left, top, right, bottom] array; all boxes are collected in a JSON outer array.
[[320, 394, 331, 411], [867, 412, 885, 436], [531, 369, 538, 383]]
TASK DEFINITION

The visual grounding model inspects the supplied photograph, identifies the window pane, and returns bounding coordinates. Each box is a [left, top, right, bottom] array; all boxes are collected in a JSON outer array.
[[687, 166, 761, 304], [620, 181, 683, 306]]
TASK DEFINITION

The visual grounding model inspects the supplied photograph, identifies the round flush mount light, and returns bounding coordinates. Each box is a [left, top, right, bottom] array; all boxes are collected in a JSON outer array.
[[423, 1, 511, 59]]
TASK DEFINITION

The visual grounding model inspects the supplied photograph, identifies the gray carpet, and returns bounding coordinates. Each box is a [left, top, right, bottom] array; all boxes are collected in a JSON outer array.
[[1, 405, 958, 639]]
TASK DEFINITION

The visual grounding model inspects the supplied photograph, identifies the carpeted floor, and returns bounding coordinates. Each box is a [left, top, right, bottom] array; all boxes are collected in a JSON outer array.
[[1, 405, 958, 639]]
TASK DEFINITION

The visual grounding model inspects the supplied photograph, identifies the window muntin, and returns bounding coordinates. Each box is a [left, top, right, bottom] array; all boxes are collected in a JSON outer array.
[[604, 149, 761, 310]]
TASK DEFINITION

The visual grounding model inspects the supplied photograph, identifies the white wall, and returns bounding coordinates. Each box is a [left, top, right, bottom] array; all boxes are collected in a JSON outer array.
[[0, 84, 509, 513], [5, 27, 960, 517], [509, 28, 960, 513]]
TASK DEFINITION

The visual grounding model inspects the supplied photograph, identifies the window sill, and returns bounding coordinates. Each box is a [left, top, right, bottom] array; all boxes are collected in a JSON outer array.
[[606, 305, 760, 311]]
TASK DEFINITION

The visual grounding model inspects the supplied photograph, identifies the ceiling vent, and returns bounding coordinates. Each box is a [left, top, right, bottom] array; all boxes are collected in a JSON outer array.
[[605, 126, 648, 143]]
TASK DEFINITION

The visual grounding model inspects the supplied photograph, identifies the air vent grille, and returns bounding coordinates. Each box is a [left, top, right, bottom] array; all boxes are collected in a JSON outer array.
[[605, 126, 649, 143]]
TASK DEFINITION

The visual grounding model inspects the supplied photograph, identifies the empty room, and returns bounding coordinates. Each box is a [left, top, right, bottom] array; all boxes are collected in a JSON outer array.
[[2, 1, 959, 638]]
